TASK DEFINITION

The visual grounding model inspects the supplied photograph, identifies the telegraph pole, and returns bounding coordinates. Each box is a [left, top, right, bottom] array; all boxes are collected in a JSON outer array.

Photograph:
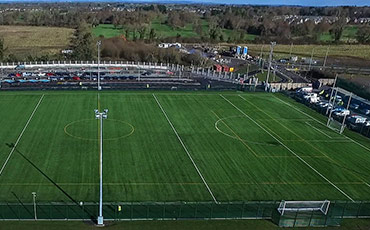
[[265, 41, 276, 92], [308, 48, 314, 71], [323, 46, 330, 69], [289, 43, 293, 58]]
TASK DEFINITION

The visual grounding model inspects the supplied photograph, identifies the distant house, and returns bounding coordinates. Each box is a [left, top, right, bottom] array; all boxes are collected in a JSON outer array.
[[61, 49, 73, 54], [158, 43, 182, 49]]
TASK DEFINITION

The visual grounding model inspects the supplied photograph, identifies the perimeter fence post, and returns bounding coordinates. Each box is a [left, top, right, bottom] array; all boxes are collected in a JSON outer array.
[[356, 202, 363, 217], [179, 203, 182, 219], [308, 209, 314, 226], [210, 203, 213, 219], [341, 201, 347, 218], [163, 202, 166, 219], [49, 204, 52, 220], [293, 209, 299, 227], [241, 202, 245, 218], [66, 204, 69, 220], [226, 202, 229, 218]]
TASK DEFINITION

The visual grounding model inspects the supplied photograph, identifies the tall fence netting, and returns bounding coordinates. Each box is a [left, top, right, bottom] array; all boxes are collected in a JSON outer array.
[[0, 201, 369, 224]]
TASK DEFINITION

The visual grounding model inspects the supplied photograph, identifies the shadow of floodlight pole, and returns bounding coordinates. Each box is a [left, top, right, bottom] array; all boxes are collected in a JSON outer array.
[[5, 143, 97, 223]]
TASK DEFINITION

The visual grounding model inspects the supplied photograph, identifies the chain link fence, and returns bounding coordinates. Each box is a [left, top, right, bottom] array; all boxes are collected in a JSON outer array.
[[0, 201, 369, 226]]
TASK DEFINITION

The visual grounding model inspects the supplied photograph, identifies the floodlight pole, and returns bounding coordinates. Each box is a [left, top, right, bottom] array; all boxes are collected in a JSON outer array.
[[95, 109, 108, 226], [308, 48, 314, 71], [326, 75, 338, 115], [327, 87, 338, 127], [265, 41, 276, 92], [340, 93, 352, 134], [97, 41, 102, 91], [32, 192, 37, 220]]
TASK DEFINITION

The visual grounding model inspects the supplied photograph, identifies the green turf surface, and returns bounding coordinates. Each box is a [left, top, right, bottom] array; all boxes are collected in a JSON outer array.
[[92, 19, 256, 41], [319, 26, 359, 42], [0, 91, 369, 204]]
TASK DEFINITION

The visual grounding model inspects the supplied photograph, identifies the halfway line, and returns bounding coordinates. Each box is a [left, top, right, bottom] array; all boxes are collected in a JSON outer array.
[[0, 94, 45, 176], [152, 94, 218, 203], [220, 94, 354, 202]]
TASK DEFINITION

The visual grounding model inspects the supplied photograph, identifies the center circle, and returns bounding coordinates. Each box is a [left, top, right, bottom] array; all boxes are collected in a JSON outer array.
[[64, 119, 134, 141]]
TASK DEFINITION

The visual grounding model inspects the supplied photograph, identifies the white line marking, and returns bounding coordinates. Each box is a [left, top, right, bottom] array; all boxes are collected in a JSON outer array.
[[273, 95, 370, 153], [221, 94, 354, 202], [0, 94, 45, 176], [152, 94, 218, 203], [305, 122, 332, 139]]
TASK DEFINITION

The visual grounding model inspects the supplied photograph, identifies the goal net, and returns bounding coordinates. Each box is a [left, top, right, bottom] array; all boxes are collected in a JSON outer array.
[[277, 200, 330, 216], [327, 118, 342, 133]]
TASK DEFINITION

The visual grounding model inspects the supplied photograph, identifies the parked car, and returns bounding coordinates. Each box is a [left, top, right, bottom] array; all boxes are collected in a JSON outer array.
[[360, 108, 370, 115], [334, 109, 350, 116]]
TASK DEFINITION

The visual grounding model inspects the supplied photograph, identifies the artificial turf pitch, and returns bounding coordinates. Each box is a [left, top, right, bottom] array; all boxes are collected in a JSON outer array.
[[0, 91, 369, 203]]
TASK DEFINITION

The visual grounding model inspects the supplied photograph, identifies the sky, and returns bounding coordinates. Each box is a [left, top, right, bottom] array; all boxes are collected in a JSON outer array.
[[208, 0, 370, 6], [2, 0, 370, 6]]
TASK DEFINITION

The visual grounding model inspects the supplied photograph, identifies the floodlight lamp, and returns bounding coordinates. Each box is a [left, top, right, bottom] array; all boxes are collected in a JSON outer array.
[[104, 109, 108, 113], [102, 114, 108, 119], [95, 114, 100, 119], [94, 109, 99, 113]]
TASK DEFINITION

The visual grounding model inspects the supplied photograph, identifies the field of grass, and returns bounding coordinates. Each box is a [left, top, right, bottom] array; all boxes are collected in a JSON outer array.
[[319, 26, 359, 42], [254, 71, 282, 82], [0, 25, 74, 57], [0, 91, 369, 204], [92, 18, 256, 41], [240, 43, 370, 61]]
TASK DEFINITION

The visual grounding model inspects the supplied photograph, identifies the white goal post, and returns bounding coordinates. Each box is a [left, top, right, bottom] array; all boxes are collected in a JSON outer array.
[[277, 200, 331, 216], [327, 118, 342, 133]]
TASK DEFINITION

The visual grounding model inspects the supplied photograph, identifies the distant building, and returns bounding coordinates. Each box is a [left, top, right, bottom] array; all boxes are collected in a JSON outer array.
[[61, 49, 73, 54], [158, 43, 182, 49]]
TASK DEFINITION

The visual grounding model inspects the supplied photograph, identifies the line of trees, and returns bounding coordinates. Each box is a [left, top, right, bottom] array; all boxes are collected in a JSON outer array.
[[1, 4, 370, 45]]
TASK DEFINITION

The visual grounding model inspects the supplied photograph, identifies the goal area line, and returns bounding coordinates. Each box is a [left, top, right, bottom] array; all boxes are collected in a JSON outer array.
[[221, 94, 355, 202]]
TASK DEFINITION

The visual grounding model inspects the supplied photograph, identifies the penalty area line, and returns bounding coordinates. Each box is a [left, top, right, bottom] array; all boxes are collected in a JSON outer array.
[[152, 94, 218, 203], [272, 95, 370, 153], [221, 94, 355, 202], [0, 94, 45, 177], [305, 121, 333, 139]]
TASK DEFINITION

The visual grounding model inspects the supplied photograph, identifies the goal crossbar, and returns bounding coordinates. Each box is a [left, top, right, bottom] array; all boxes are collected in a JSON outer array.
[[278, 200, 330, 216]]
